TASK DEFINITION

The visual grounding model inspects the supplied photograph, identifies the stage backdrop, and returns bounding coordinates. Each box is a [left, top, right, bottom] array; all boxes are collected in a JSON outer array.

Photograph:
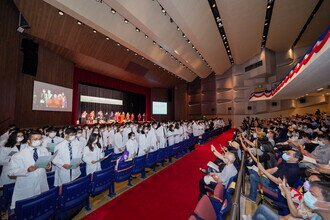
[[73, 68, 151, 124], [78, 83, 146, 119]]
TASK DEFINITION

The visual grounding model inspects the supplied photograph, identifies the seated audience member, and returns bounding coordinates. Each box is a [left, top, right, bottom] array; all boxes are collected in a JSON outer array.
[[83, 133, 104, 175], [307, 133, 330, 164], [0, 131, 27, 186], [247, 147, 304, 202], [246, 181, 330, 220], [126, 132, 138, 159], [7, 131, 51, 209], [198, 145, 237, 200], [52, 127, 82, 186]]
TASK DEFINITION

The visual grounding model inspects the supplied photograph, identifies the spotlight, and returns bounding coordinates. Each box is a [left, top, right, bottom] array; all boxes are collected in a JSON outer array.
[[159, 46, 162, 50], [182, 33, 186, 38], [212, 3, 216, 8], [111, 8, 116, 14], [153, 41, 156, 45], [124, 19, 129, 24], [265, 23, 268, 26], [267, 5, 271, 9], [58, 10, 64, 16], [187, 40, 191, 44], [192, 45, 195, 49], [145, 35, 148, 39], [93, 29, 97, 33], [177, 26, 180, 31], [161, 7, 166, 13], [142, 57, 144, 60], [117, 43, 120, 46], [106, 37, 109, 40], [136, 28, 140, 32], [77, 21, 82, 25], [126, 48, 130, 51], [134, 53, 137, 56]]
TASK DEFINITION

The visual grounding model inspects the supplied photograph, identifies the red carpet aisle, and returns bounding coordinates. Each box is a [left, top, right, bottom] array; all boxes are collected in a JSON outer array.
[[84, 129, 235, 220]]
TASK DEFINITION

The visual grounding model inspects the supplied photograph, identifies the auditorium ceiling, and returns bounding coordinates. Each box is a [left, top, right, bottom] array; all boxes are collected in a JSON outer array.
[[13, 0, 330, 87]]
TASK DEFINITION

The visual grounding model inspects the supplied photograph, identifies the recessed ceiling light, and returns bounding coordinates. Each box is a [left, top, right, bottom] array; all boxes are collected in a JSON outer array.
[[93, 29, 97, 33], [106, 37, 109, 40], [77, 21, 82, 25], [182, 34, 186, 38], [265, 23, 268, 26], [111, 9, 116, 14], [134, 53, 137, 56], [124, 19, 129, 24], [136, 28, 140, 32], [161, 7, 166, 13], [145, 35, 148, 38], [177, 26, 180, 31], [58, 10, 64, 16], [187, 40, 191, 44], [267, 5, 271, 9], [306, 93, 309, 96], [153, 41, 156, 45], [117, 43, 120, 46], [142, 57, 144, 59], [212, 3, 216, 8], [126, 48, 130, 51]]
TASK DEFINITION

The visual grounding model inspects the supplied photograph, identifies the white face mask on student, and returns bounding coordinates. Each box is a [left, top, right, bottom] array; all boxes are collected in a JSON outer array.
[[68, 136, 76, 141], [31, 140, 42, 147], [17, 136, 24, 142], [49, 132, 56, 138]]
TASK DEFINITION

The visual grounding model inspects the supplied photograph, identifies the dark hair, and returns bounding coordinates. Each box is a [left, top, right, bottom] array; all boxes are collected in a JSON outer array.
[[310, 181, 330, 202], [86, 133, 101, 151], [4, 131, 23, 148], [47, 127, 57, 133], [27, 130, 42, 140], [128, 132, 135, 139], [65, 127, 77, 135]]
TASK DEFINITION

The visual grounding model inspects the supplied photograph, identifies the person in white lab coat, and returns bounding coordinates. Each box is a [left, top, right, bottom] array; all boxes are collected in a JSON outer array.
[[148, 124, 158, 152], [7, 130, 51, 209], [76, 128, 87, 154], [167, 125, 175, 147], [42, 127, 63, 153], [122, 124, 132, 146], [108, 124, 116, 149], [52, 127, 82, 186], [114, 127, 125, 154], [126, 132, 138, 158], [82, 125, 91, 141], [0, 125, 17, 146], [0, 131, 27, 186], [138, 127, 149, 156], [174, 123, 181, 144], [82, 133, 104, 175], [156, 123, 167, 149]]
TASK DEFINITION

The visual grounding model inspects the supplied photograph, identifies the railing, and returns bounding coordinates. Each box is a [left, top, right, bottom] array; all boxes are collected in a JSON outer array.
[[229, 151, 246, 220]]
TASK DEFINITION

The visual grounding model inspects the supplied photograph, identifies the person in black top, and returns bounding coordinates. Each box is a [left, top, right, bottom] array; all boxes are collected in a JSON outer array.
[[247, 148, 304, 202]]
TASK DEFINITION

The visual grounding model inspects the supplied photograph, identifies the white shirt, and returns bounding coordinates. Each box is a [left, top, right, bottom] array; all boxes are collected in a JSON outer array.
[[82, 145, 104, 175], [138, 134, 149, 156], [52, 140, 82, 186], [147, 129, 158, 152], [167, 130, 175, 146], [8, 145, 50, 209], [114, 132, 124, 154], [156, 126, 167, 149], [126, 139, 138, 158]]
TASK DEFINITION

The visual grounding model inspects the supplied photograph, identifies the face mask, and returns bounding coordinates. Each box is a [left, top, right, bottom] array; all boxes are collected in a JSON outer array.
[[17, 137, 24, 142], [303, 180, 311, 191], [68, 136, 76, 141], [303, 191, 317, 210], [131, 137, 136, 140], [32, 140, 42, 147], [120, 129, 124, 132], [76, 133, 82, 137], [93, 131, 99, 134], [144, 130, 148, 133], [282, 153, 291, 161], [49, 132, 56, 138], [59, 130, 63, 134]]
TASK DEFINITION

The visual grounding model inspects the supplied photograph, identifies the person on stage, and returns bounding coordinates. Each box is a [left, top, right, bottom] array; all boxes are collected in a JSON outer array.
[[138, 113, 142, 122], [131, 113, 135, 122], [126, 112, 130, 121]]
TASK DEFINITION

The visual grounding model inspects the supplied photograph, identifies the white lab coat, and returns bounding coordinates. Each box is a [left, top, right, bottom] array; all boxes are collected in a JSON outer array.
[[138, 134, 149, 156], [52, 140, 82, 186], [156, 126, 166, 149], [108, 130, 115, 148], [174, 128, 181, 144], [114, 132, 124, 154], [192, 123, 199, 137], [82, 129, 91, 140], [126, 139, 138, 158], [147, 129, 158, 152], [42, 136, 63, 151], [123, 127, 132, 145], [0, 146, 20, 186], [82, 145, 104, 175], [167, 130, 175, 146], [7, 146, 50, 209], [76, 136, 87, 154]]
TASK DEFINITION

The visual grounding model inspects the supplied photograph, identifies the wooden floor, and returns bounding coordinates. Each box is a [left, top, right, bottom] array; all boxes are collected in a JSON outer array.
[[74, 156, 182, 219]]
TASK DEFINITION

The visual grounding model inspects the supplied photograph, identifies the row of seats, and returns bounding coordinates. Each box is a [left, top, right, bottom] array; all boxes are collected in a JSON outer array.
[[4, 126, 229, 220]]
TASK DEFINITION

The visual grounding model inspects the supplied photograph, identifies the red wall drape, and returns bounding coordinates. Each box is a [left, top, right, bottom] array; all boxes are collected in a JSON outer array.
[[72, 68, 151, 124]]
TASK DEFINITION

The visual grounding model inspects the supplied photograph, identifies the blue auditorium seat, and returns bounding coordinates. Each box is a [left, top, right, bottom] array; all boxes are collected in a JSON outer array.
[[56, 174, 91, 219], [132, 155, 146, 178], [172, 143, 181, 157], [156, 148, 166, 166], [145, 151, 158, 171], [1, 182, 15, 212], [164, 145, 173, 163], [114, 159, 134, 192], [101, 149, 114, 170], [47, 171, 55, 189], [90, 168, 115, 198], [9, 187, 59, 220]]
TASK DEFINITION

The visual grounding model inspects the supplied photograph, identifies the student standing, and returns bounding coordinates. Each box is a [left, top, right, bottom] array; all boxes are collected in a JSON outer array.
[[83, 133, 104, 175]]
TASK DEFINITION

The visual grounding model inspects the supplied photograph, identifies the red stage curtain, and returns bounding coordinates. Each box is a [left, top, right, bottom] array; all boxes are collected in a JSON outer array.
[[72, 68, 151, 124]]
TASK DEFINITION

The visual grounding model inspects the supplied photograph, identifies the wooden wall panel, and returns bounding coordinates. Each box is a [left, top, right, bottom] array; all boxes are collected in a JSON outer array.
[[15, 45, 74, 128], [0, 0, 20, 131]]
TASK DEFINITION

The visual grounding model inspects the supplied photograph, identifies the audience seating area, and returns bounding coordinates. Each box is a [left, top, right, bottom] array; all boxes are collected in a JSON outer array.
[[2, 126, 229, 219]]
